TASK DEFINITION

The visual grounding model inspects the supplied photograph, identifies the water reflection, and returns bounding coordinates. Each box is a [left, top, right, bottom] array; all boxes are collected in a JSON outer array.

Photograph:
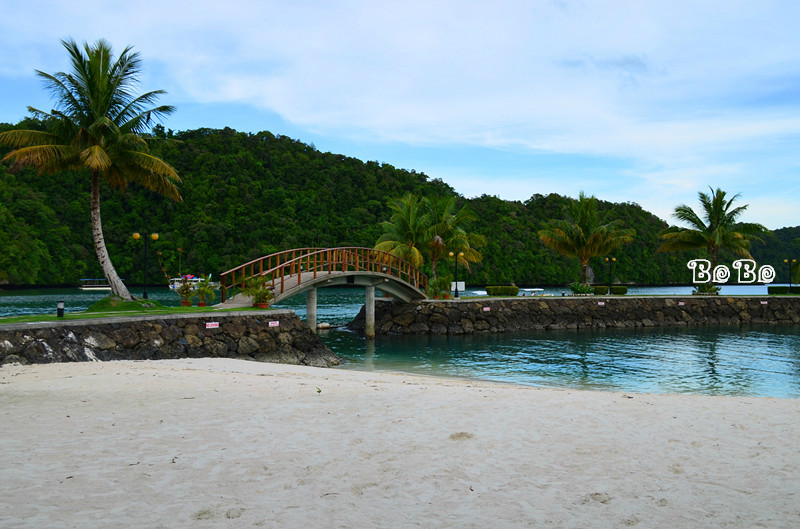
[[329, 325, 800, 398]]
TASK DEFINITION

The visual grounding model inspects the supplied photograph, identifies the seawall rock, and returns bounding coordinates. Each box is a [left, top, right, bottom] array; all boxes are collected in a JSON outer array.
[[0, 311, 339, 367], [348, 296, 800, 335]]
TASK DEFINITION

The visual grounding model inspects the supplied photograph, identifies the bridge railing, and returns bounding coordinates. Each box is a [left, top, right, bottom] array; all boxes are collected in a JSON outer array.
[[220, 247, 428, 301]]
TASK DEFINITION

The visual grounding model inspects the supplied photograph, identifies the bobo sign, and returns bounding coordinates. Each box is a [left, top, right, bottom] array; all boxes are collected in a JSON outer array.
[[688, 259, 775, 284]]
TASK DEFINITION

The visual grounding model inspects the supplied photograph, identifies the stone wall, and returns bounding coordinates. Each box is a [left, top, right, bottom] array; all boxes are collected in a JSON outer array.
[[348, 296, 800, 335], [0, 311, 340, 367]]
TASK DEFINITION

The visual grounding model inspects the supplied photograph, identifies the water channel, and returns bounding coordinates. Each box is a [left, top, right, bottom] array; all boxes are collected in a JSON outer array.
[[2, 285, 799, 398]]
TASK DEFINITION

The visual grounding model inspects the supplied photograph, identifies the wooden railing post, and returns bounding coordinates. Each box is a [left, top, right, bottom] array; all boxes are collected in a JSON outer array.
[[221, 246, 429, 303]]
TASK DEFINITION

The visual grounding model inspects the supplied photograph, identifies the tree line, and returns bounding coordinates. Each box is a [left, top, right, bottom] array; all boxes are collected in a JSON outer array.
[[5, 39, 797, 293], [4, 117, 796, 289]]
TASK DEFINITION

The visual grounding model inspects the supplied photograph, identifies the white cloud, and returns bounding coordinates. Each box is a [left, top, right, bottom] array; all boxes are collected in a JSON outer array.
[[2, 0, 799, 227]]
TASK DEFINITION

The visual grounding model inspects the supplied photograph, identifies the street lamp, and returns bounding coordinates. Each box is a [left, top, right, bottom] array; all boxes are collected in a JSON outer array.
[[449, 251, 464, 298], [604, 257, 616, 293], [133, 232, 159, 299], [785, 259, 797, 292]]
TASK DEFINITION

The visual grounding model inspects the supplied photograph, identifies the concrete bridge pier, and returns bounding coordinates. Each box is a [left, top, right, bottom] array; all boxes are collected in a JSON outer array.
[[365, 285, 376, 338], [306, 288, 317, 333]]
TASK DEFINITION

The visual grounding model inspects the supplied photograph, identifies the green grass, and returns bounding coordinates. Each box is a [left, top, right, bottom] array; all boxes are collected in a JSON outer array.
[[85, 296, 168, 313], [0, 296, 272, 325]]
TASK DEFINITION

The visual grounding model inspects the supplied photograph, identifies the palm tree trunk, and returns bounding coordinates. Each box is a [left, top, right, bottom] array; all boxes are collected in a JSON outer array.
[[91, 171, 133, 300]]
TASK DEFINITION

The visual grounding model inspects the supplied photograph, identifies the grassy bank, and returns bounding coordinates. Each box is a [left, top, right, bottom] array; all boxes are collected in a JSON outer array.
[[0, 296, 267, 325]]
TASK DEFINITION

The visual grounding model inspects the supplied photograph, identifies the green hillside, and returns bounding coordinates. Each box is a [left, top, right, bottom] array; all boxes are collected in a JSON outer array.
[[1, 121, 793, 287]]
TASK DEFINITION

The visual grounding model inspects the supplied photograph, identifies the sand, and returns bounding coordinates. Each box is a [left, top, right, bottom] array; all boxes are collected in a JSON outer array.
[[1, 359, 798, 528]]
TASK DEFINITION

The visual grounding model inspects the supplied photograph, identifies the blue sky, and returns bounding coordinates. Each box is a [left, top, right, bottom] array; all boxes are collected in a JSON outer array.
[[2, 0, 799, 228]]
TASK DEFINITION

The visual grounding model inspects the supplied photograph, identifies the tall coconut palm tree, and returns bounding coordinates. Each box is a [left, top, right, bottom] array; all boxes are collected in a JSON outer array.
[[424, 195, 486, 280], [0, 39, 181, 300], [375, 193, 429, 268], [657, 187, 768, 272], [539, 191, 635, 283]]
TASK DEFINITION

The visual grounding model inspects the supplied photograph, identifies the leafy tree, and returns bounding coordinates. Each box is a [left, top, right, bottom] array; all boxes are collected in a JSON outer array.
[[375, 193, 429, 267], [0, 39, 180, 299], [424, 195, 486, 280], [657, 187, 768, 272], [538, 191, 635, 283]]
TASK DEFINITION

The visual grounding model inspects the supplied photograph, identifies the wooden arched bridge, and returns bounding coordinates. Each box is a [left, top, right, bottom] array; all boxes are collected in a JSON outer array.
[[220, 247, 429, 337]]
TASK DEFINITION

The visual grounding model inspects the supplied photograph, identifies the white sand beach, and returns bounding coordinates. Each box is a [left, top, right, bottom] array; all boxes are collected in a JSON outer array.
[[1, 359, 798, 528]]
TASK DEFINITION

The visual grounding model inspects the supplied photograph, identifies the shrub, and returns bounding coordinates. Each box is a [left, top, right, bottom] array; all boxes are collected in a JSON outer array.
[[569, 282, 595, 295], [692, 283, 720, 295], [593, 285, 609, 295], [611, 285, 628, 295], [768, 285, 790, 295], [486, 285, 519, 296]]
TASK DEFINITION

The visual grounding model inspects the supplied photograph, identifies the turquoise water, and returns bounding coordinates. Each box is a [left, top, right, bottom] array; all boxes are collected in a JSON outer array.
[[2, 285, 799, 397], [323, 325, 800, 398]]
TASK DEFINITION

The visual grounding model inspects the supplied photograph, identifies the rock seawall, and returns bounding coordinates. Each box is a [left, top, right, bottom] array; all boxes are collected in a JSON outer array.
[[0, 311, 340, 367], [348, 296, 800, 335]]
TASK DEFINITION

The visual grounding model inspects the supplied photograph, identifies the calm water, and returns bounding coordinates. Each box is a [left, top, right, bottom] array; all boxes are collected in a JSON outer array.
[[2, 285, 798, 398]]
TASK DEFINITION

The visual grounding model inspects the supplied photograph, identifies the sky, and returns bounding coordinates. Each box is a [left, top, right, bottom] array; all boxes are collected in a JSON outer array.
[[1, 0, 799, 229]]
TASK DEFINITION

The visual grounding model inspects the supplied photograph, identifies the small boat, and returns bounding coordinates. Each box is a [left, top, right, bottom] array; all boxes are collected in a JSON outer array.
[[79, 278, 112, 291], [168, 274, 203, 291], [168, 274, 220, 291], [521, 288, 546, 296]]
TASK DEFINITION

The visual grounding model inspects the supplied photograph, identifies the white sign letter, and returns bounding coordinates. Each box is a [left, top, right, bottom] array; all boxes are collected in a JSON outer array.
[[732, 259, 757, 283], [687, 259, 711, 283]]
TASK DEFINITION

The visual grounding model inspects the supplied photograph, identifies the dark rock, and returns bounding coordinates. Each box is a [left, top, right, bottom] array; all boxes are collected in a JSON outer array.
[[237, 336, 261, 356], [0, 313, 339, 367], [346, 296, 800, 336]]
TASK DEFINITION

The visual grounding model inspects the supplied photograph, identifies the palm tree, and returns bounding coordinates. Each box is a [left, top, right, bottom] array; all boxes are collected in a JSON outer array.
[[424, 195, 486, 280], [375, 193, 429, 268], [657, 187, 768, 272], [539, 192, 635, 283], [0, 39, 181, 300]]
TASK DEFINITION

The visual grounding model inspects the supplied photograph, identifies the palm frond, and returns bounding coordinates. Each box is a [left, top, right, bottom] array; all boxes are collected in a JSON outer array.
[[0, 129, 60, 148]]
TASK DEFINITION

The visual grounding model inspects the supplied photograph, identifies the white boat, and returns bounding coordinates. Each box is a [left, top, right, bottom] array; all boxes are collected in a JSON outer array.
[[168, 274, 220, 291], [79, 278, 112, 291], [168, 275, 204, 291], [521, 288, 546, 296]]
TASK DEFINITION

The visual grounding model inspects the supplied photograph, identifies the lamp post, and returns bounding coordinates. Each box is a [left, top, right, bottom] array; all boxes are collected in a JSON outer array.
[[449, 251, 464, 298], [785, 259, 797, 292], [604, 257, 616, 293], [133, 232, 159, 299]]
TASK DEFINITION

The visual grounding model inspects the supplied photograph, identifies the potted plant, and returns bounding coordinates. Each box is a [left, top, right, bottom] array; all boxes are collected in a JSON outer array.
[[176, 277, 195, 306], [195, 274, 218, 307], [428, 276, 452, 299], [243, 275, 274, 308]]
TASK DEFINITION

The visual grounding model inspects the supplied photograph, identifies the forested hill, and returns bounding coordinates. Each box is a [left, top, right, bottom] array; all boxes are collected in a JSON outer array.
[[0, 122, 795, 287]]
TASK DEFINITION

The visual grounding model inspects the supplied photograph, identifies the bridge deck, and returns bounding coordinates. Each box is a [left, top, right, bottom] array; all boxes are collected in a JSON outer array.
[[221, 247, 428, 304]]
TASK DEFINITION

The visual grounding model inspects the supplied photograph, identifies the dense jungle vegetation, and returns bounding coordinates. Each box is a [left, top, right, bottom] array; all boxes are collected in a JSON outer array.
[[1, 120, 796, 287]]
